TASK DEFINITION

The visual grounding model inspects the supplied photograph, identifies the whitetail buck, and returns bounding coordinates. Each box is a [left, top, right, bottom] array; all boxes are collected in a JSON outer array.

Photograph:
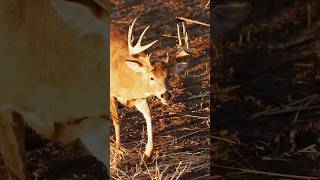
[[0, 0, 110, 179], [110, 18, 192, 160]]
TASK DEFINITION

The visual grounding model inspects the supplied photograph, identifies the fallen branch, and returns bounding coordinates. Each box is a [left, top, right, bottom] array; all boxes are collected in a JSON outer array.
[[176, 17, 210, 27], [250, 94, 320, 119], [251, 105, 320, 119], [204, 1, 210, 10], [211, 135, 239, 144], [156, 128, 209, 147], [212, 85, 241, 94]]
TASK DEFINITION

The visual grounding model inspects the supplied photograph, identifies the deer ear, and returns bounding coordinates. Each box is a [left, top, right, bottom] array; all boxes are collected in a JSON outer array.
[[125, 60, 146, 74], [171, 62, 188, 75], [51, 0, 108, 37]]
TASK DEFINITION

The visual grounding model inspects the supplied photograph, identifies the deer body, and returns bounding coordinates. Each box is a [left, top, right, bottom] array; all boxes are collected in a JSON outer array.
[[110, 25, 156, 159], [110, 19, 191, 159], [0, 0, 109, 179]]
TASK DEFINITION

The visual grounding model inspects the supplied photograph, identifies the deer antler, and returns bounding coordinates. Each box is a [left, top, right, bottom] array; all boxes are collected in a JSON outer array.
[[165, 22, 193, 64], [137, 53, 154, 70], [128, 18, 158, 56], [175, 22, 193, 58]]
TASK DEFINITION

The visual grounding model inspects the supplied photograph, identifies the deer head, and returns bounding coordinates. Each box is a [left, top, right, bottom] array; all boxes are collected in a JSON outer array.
[[124, 18, 192, 104]]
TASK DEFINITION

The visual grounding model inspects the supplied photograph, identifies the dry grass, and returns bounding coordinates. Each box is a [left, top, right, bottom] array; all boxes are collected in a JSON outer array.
[[110, 141, 209, 179]]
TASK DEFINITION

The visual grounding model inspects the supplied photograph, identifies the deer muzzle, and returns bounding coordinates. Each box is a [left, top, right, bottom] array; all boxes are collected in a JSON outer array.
[[159, 91, 172, 105]]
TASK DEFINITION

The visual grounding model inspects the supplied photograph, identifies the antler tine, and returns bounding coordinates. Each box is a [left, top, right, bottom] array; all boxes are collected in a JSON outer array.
[[128, 17, 137, 48], [177, 24, 182, 46], [128, 17, 158, 56], [182, 22, 186, 36], [182, 22, 189, 49]]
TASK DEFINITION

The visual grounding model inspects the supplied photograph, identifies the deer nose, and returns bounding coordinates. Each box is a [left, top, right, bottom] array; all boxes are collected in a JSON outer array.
[[160, 91, 172, 101]]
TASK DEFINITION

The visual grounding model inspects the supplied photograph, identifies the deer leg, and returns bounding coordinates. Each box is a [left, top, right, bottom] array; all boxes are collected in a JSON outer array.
[[78, 118, 109, 167], [55, 117, 109, 176], [134, 99, 153, 160], [0, 110, 30, 180], [110, 97, 120, 145], [52, 117, 109, 167]]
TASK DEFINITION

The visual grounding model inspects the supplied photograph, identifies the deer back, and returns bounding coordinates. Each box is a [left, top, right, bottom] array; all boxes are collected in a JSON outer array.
[[0, 0, 108, 128]]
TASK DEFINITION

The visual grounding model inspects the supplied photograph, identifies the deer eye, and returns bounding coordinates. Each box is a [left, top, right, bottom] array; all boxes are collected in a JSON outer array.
[[150, 77, 155, 81]]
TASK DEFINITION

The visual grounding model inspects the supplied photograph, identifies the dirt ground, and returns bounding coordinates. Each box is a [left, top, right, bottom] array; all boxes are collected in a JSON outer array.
[[0, 0, 210, 179], [212, 0, 320, 179]]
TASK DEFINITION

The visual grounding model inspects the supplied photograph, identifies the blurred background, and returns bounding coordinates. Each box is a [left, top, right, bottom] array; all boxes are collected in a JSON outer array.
[[212, 0, 320, 179]]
